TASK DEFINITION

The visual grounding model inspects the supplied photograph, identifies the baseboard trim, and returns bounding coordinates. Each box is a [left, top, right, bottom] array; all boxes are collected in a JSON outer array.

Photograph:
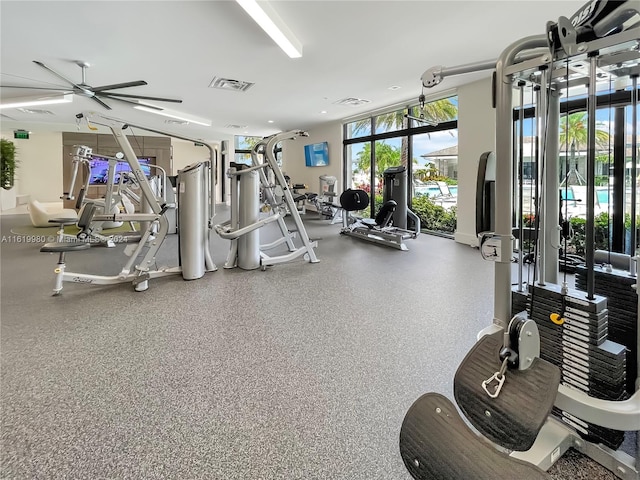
[[454, 231, 479, 247]]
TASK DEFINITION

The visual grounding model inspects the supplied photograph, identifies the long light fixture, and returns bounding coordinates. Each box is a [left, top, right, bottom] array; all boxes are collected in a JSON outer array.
[[235, 0, 302, 58], [0, 93, 73, 110], [134, 104, 212, 127]]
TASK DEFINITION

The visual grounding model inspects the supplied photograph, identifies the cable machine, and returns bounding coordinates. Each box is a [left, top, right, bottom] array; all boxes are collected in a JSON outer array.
[[400, 1, 640, 478]]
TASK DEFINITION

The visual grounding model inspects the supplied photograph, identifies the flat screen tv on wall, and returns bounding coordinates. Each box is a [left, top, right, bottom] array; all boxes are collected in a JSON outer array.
[[89, 157, 153, 185], [304, 142, 329, 167]]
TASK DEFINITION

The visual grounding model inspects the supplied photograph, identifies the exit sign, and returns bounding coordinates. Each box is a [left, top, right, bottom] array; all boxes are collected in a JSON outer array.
[[13, 130, 29, 140]]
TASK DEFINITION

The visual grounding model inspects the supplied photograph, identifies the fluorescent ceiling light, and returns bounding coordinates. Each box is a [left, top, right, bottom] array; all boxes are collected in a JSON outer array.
[[235, 0, 302, 58], [0, 94, 73, 110], [134, 104, 212, 127]]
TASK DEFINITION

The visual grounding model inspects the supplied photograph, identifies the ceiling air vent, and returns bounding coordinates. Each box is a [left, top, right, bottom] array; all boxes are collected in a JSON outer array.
[[333, 97, 371, 107], [165, 119, 189, 125], [209, 76, 254, 92], [16, 108, 55, 115], [225, 124, 248, 129]]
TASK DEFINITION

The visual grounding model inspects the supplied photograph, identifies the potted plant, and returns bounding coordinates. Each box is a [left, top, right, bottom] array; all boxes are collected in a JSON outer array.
[[1, 138, 17, 189], [0, 138, 18, 210]]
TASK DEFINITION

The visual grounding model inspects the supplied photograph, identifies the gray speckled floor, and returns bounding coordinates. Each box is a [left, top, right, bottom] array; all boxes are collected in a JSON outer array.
[[0, 209, 634, 479]]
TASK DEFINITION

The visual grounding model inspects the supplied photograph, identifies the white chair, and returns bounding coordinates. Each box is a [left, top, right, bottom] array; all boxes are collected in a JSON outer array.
[[27, 200, 78, 228]]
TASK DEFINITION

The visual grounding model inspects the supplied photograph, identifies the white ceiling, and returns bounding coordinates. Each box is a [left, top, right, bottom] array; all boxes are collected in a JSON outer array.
[[0, 0, 586, 141]]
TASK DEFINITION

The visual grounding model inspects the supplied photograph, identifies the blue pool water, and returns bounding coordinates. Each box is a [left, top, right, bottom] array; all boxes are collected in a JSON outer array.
[[561, 188, 611, 205], [414, 184, 457, 197]]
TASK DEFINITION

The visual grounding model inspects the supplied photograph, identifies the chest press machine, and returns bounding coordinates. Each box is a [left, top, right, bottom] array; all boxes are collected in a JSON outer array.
[[40, 112, 217, 294], [400, 1, 640, 479]]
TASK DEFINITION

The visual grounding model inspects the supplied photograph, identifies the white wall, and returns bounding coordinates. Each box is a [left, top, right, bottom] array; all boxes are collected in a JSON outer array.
[[281, 121, 343, 195], [1, 130, 63, 203], [172, 139, 217, 173], [454, 75, 496, 246]]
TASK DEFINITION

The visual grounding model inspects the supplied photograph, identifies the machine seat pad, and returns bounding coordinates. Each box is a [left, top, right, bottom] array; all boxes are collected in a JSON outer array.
[[454, 331, 560, 451], [361, 218, 377, 228], [399, 392, 549, 480], [40, 241, 91, 253]]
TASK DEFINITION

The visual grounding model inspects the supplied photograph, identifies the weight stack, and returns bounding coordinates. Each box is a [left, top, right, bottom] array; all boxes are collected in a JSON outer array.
[[517, 284, 628, 450], [575, 266, 638, 395]]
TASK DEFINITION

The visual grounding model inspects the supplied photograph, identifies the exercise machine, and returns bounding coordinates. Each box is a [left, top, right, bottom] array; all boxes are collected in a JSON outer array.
[[63, 145, 177, 246], [400, 1, 640, 478], [215, 130, 319, 269], [340, 165, 421, 250], [306, 175, 342, 223], [340, 189, 409, 250], [339, 188, 420, 251], [62, 145, 136, 246], [40, 112, 217, 293]]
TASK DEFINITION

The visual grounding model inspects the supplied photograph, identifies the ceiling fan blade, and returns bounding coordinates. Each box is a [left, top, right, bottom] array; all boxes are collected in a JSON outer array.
[[0, 85, 71, 91], [97, 93, 162, 109], [100, 91, 182, 103], [89, 95, 112, 110], [33, 60, 84, 90], [92, 81, 147, 92]]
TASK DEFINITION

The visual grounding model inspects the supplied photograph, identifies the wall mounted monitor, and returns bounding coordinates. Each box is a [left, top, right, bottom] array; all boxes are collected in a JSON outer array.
[[89, 157, 154, 185], [304, 142, 329, 167]]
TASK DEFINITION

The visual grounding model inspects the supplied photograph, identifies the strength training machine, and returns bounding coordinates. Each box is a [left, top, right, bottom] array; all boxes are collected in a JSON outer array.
[[40, 112, 217, 293], [215, 130, 319, 270], [340, 165, 420, 251], [400, 1, 640, 479]]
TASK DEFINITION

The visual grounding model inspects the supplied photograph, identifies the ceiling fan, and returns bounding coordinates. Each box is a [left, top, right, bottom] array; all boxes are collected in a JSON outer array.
[[1, 60, 182, 110]]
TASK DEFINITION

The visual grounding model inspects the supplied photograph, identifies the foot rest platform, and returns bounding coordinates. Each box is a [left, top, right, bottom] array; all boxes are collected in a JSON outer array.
[[399, 392, 549, 480], [40, 242, 91, 253], [454, 330, 560, 451], [48, 217, 78, 226]]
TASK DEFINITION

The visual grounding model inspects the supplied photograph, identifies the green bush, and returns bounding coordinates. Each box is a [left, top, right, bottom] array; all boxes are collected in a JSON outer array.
[[594, 175, 609, 186], [411, 195, 457, 233], [569, 213, 611, 255], [354, 191, 458, 235]]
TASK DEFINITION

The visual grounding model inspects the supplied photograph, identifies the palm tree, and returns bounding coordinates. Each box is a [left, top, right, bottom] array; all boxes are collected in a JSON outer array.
[[355, 142, 401, 190], [559, 112, 610, 151], [352, 98, 458, 167], [559, 112, 610, 184]]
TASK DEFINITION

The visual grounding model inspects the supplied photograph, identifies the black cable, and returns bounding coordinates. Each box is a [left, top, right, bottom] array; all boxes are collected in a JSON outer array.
[[562, 58, 570, 285], [127, 126, 145, 157], [607, 74, 613, 264]]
